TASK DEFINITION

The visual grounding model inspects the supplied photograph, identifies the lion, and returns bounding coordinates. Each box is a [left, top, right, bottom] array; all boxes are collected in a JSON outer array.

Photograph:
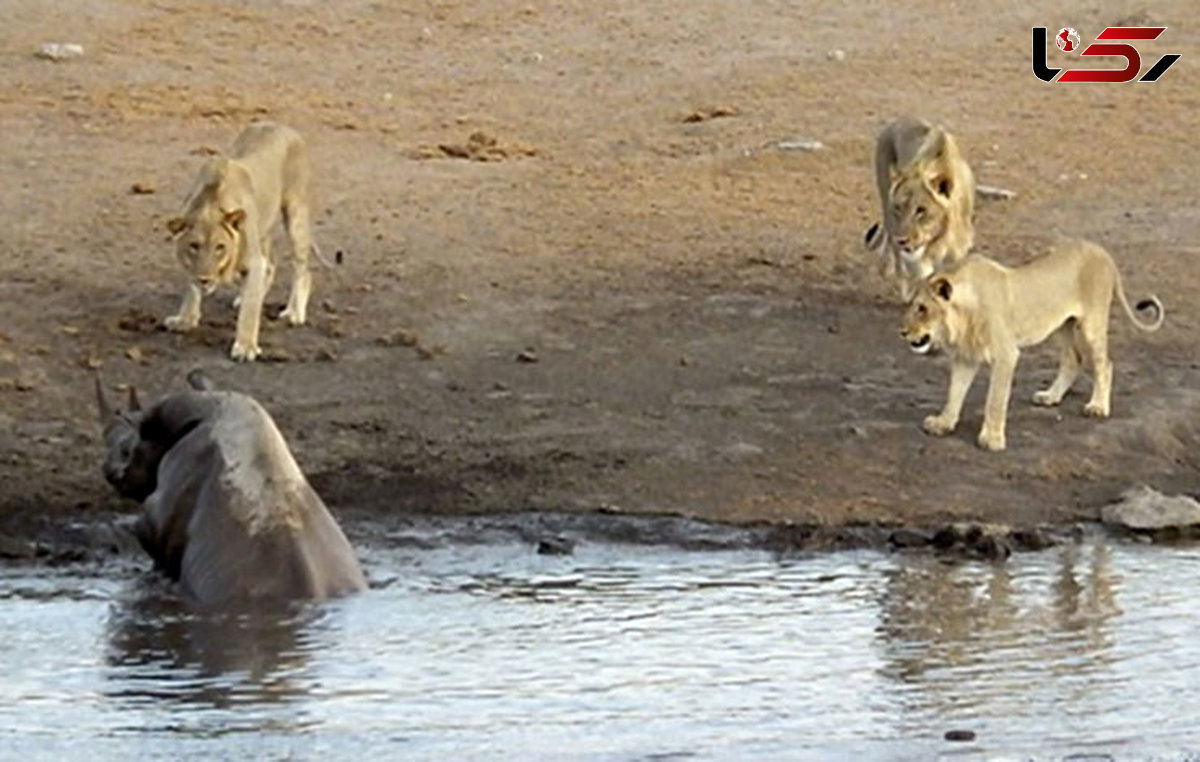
[[164, 121, 318, 362], [899, 239, 1164, 452], [864, 116, 976, 300]]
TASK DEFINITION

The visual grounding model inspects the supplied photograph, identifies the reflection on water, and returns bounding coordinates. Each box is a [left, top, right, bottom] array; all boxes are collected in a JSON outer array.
[[103, 578, 318, 715], [2, 536, 1200, 760]]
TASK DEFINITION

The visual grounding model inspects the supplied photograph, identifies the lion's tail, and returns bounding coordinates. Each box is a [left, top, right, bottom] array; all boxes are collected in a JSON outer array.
[[310, 243, 342, 269], [1114, 269, 1164, 332]]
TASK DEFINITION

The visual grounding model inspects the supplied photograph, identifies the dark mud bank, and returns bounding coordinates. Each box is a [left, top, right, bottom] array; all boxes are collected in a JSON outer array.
[[0, 500, 1104, 573]]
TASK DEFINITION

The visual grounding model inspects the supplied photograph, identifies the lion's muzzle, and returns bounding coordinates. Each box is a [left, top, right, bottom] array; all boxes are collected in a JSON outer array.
[[908, 334, 933, 354]]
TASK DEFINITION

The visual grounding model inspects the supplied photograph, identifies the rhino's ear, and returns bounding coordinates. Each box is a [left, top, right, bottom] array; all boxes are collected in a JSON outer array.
[[186, 369, 217, 391]]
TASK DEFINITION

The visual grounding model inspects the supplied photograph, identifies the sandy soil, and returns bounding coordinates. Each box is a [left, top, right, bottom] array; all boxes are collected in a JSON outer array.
[[2, 0, 1199, 552]]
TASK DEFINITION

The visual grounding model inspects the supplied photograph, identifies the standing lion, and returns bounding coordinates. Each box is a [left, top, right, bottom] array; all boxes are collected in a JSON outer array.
[[865, 116, 976, 300], [164, 121, 318, 362]]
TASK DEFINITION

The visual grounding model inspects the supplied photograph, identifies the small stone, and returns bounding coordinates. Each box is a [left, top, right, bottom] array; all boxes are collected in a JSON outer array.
[[377, 329, 420, 347], [976, 184, 1016, 201], [826, 49, 846, 61], [124, 346, 145, 364], [776, 138, 825, 152], [316, 347, 338, 362], [516, 348, 539, 363], [536, 536, 575, 555], [35, 42, 84, 61], [130, 182, 156, 195], [944, 729, 976, 742]]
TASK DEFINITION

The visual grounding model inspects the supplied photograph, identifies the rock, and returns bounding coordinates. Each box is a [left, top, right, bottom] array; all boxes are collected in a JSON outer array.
[[777, 138, 825, 152], [536, 536, 575, 556], [973, 534, 1011, 561], [944, 729, 976, 742], [1010, 527, 1055, 551], [0, 535, 37, 560], [129, 182, 156, 195], [931, 524, 965, 550], [1101, 485, 1200, 535], [826, 49, 846, 62], [889, 529, 929, 548], [516, 348, 539, 363], [34, 42, 84, 61]]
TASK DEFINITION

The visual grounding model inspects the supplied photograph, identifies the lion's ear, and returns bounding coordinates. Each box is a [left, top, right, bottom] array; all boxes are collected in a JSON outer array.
[[935, 175, 953, 199], [223, 209, 247, 232], [166, 217, 189, 236], [932, 277, 953, 301]]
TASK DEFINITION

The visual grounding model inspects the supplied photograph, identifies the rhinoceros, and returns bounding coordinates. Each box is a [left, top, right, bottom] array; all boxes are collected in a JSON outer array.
[[96, 372, 366, 607]]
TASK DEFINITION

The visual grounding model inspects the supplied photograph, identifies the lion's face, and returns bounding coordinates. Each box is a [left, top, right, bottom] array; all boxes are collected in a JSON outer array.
[[886, 171, 953, 263], [167, 209, 246, 294], [900, 277, 955, 356]]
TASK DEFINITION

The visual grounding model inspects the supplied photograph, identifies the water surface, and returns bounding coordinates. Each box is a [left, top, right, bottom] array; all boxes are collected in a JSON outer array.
[[3, 536, 1200, 760]]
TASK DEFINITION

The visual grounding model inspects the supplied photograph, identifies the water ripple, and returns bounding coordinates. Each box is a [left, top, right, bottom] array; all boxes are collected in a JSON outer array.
[[3, 540, 1200, 759]]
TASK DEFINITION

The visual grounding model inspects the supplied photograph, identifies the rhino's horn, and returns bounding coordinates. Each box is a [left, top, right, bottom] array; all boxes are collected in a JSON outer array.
[[128, 386, 142, 412], [94, 372, 113, 423]]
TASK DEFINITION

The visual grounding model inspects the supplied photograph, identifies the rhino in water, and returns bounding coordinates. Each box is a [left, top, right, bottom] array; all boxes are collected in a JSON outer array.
[[96, 372, 366, 608]]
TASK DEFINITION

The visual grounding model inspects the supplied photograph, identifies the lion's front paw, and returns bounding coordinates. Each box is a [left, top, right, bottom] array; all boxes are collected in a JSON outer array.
[[922, 415, 957, 437], [164, 314, 198, 333], [977, 428, 1006, 452], [1083, 401, 1110, 418], [278, 306, 306, 326], [229, 339, 261, 362], [1032, 389, 1062, 407]]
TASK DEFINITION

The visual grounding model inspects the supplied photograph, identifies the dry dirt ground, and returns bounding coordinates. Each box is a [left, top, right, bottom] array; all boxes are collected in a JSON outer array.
[[2, 0, 1200, 554]]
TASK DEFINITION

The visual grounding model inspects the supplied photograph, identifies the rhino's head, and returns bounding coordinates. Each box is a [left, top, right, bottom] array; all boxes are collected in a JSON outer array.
[[95, 375, 162, 501]]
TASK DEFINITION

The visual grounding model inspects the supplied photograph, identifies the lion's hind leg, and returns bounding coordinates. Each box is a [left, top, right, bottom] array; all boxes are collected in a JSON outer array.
[[1077, 312, 1113, 418], [1032, 322, 1081, 407]]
